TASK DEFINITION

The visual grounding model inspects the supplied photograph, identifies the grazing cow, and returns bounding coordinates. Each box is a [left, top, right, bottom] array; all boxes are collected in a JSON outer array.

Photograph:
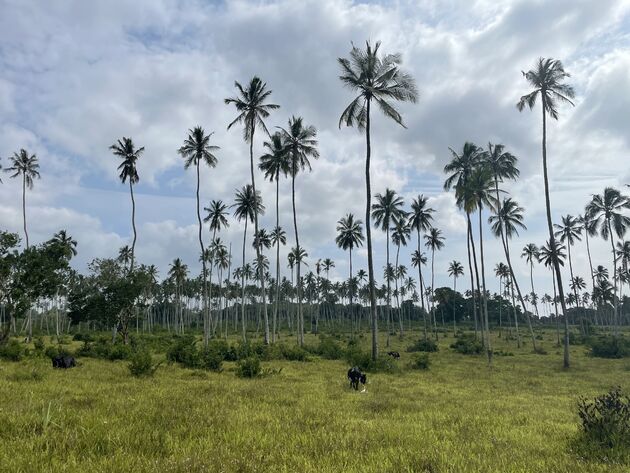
[[52, 356, 76, 369], [347, 366, 367, 391], [387, 351, 400, 359]]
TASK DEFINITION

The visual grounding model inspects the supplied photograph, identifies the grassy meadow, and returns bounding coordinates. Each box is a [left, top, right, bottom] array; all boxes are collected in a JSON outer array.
[[1, 329, 628, 473]]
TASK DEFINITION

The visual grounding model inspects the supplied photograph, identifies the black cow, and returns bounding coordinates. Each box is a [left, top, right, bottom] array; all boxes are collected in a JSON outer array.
[[52, 356, 76, 369], [347, 366, 367, 390], [387, 351, 400, 359]]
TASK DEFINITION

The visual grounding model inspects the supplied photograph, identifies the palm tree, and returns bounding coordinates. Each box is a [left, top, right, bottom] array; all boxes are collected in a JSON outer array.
[[539, 240, 569, 349], [52, 230, 78, 259], [225, 76, 279, 344], [517, 57, 575, 368], [494, 262, 510, 338], [409, 194, 434, 316], [168, 258, 189, 334], [554, 214, 583, 312], [338, 41, 418, 359], [585, 187, 630, 333], [5, 149, 40, 249], [109, 138, 143, 270], [391, 215, 411, 336], [336, 213, 365, 331], [232, 184, 264, 342], [259, 131, 290, 342], [448, 261, 464, 328], [521, 243, 541, 318], [278, 116, 319, 346], [616, 240, 630, 307], [578, 213, 599, 296], [178, 126, 220, 346], [372, 188, 405, 345], [204, 199, 230, 338], [411, 249, 429, 338], [424, 228, 445, 340]]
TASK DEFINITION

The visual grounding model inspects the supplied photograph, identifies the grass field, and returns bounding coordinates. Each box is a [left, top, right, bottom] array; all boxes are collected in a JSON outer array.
[[1, 329, 628, 473]]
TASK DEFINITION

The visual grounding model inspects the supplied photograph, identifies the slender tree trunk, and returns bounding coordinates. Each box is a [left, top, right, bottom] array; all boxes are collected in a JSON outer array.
[[395, 243, 403, 336], [241, 220, 248, 342], [129, 179, 137, 271], [416, 230, 428, 339], [465, 217, 478, 339], [291, 168, 304, 346], [248, 126, 270, 344], [22, 175, 29, 249], [431, 247, 437, 341], [478, 209, 492, 365], [273, 176, 280, 343], [196, 160, 210, 347], [386, 227, 391, 347], [608, 220, 620, 335], [364, 99, 378, 360], [468, 213, 483, 345], [541, 98, 570, 368]]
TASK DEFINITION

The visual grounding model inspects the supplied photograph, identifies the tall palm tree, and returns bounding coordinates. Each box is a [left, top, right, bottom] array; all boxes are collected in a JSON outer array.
[[110, 138, 143, 270], [585, 187, 630, 334], [372, 188, 405, 344], [578, 213, 599, 296], [204, 199, 230, 338], [391, 214, 411, 336], [52, 230, 78, 258], [424, 228, 445, 340], [338, 41, 418, 359], [178, 126, 220, 346], [5, 149, 40, 249], [278, 116, 319, 346], [448, 261, 464, 328], [411, 249, 429, 338], [225, 76, 279, 344], [554, 214, 583, 313], [232, 184, 265, 342], [260, 131, 290, 342], [409, 194, 434, 316], [336, 213, 365, 330], [494, 262, 510, 338], [517, 57, 575, 368], [539, 240, 569, 349], [168, 258, 189, 334], [521, 243, 541, 317]]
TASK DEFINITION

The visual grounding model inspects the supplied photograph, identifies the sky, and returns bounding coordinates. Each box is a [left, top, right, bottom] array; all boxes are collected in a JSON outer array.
[[1, 0, 630, 299]]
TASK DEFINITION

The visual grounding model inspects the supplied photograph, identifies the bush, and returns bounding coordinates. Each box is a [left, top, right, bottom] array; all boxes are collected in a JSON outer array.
[[313, 336, 345, 360], [107, 344, 132, 361], [589, 336, 630, 359], [72, 332, 93, 342], [278, 344, 311, 362], [200, 346, 223, 372], [43, 345, 73, 360], [166, 336, 200, 368], [450, 334, 483, 355], [578, 387, 630, 448], [0, 339, 24, 361], [407, 338, 438, 353], [410, 353, 430, 370], [33, 337, 45, 353], [345, 347, 399, 373], [236, 357, 261, 378], [128, 348, 160, 377], [74, 339, 130, 360]]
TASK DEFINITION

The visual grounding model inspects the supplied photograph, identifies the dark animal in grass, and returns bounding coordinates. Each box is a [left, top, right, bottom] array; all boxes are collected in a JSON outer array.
[[347, 366, 367, 391], [52, 356, 76, 369], [387, 351, 400, 359]]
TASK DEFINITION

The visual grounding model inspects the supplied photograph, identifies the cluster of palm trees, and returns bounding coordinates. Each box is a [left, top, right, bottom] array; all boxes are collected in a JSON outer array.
[[5, 41, 630, 369]]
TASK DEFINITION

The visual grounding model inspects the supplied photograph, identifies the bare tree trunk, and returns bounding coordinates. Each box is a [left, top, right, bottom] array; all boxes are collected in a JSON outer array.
[[365, 99, 379, 360]]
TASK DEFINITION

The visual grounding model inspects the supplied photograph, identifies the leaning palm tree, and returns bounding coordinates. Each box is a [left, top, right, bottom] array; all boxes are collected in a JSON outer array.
[[5, 149, 40, 249], [517, 57, 575, 368], [554, 214, 583, 312], [338, 41, 418, 359], [409, 194, 434, 316], [585, 187, 630, 334], [424, 228, 445, 340], [178, 126, 220, 346], [447, 261, 464, 329], [336, 213, 365, 331], [372, 188, 406, 344], [225, 76, 279, 344], [232, 184, 265, 342], [110, 138, 143, 270], [278, 116, 319, 346]]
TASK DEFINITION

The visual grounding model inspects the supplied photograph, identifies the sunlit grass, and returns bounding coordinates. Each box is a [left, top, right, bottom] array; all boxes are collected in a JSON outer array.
[[0, 328, 628, 472]]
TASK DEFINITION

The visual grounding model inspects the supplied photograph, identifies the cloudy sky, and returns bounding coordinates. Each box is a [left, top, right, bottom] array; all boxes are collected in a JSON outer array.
[[1, 0, 629, 299]]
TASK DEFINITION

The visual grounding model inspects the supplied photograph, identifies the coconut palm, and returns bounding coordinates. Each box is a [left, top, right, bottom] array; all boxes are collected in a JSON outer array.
[[168, 258, 189, 334], [517, 57, 575, 367], [391, 215, 411, 336], [448, 261, 464, 327], [269, 225, 287, 341], [616, 240, 630, 304], [409, 194, 434, 315], [494, 262, 510, 338], [336, 213, 365, 331], [585, 187, 630, 334], [554, 214, 583, 312], [232, 184, 265, 342], [372, 189, 406, 345], [539, 240, 569, 351], [109, 139, 142, 270], [521, 243, 541, 317], [411, 249, 429, 338], [225, 76, 279, 344], [578, 213, 599, 295], [5, 149, 41, 249], [52, 230, 78, 259], [338, 40, 418, 359], [179, 126, 220, 345], [278, 116, 319, 346], [424, 228, 445, 340]]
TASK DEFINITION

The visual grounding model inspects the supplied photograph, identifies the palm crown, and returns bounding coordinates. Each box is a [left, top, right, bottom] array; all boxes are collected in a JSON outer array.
[[110, 138, 142, 184]]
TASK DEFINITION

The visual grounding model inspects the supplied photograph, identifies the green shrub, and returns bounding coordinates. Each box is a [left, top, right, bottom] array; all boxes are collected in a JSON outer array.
[[166, 336, 200, 368], [410, 353, 430, 370], [278, 344, 310, 362], [128, 349, 160, 377], [578, 387, 630, 448], [314, 336, 345, 360], [200, 346, 223, 371], [345, 348, 399, 373], [407, 338, 438, 353], [589, 336, 630, 359], [0, 339, 24, 361], [236, 357, 261, 378], [107, 344, 132, 361], [450, 334, 483, 355], [33, 337, 45, 353], [72, 332, 93, 342]]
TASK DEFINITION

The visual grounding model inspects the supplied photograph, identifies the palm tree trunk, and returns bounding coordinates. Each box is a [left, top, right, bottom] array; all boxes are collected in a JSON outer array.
[[567, 242, 580, 319], [291, 169, 304, 346], [385, 227, 391, 347], [478, 209, 492, 365], [431, 247, 437, 341], [467, 213, 483, 344], [529, 264, 540, 318], [22, 174, 29, 249], [349, 247, 353, 334], [585, 230, 596, 299], [196, 160, 210, 347], [241, 220, 248, 342], [365, 99, 378, 360], [541, 98, 570, 368], [274, 176, 280, 343], [416, 230, 428, 339], [465, 217, 478, 339], [129, 179, 137, 271], [608, 220, 620, 335], [248, 126, 270, 344], [395, 243, 403, 336]]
